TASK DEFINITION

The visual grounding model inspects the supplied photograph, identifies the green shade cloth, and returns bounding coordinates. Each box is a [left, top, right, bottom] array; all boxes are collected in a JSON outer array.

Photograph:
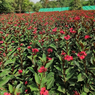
[[39, 6, 95, 12]]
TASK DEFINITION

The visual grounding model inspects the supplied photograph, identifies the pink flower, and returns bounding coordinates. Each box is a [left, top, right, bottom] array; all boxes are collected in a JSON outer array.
[[64, 55, 73, 61], [65, 25, 68, 27], [9, 49, 12, 51], [64, 35, 70, 40], [18, 70, 23, 74], [3, 53, 6, 57], [27, 26, 32, 30], [25, 23, 28, 25], [72, 51, 76, 53], [47, 48, 53, 53], [20, 43, 23, 46], [77, 51, 87, 60], [16, 92, 20, 95], [61, 51, 66, 55], [14, 24, 17, 26], [30, 42, 32, 44], [43, 90, 49, 95], [60, 30, 65, 34], [38, 66, 47, 73], [17, 47, 21, 51], [40, 87, 49, 95], [0, 31, 3, 34], [12, 41, 15, 43], [41, 87, 46, 92], [73, 91, 80, 95], [32, 48, 39, 54], [6, 34, 9, 37], [25, 89, 28, 93], [4, 92, 11, 95], [74, 16, 80, 20], [84, 35, 91, 39], [0, 41, 3, 44], [25, 81, 28, 85], [70, 28, 76, 33], [52, 27, 57, 32], [0, 62, 2, 65], [47, 57, 52, 60], [27, 46, 31, 49]]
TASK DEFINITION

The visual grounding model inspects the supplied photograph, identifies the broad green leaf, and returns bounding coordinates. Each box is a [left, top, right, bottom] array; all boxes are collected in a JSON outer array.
[[49, 44, 57, 50], [8, 83, 13, 93], [0, 75, 13, 87], [54, 65, 61, 72], [27, 67, 35, 73], [34, 73, 40, 84], [47, 72, 54, 79], [84, 85, 89, 93], [42, 53, 46, 63], [77, 73, 84, 82], [81, 92, 87, 95], [0, 69, 10, 77], [14, 84, 21, 95], [88, 67, 95, 70], [57, 86, 65, 94], [47, 78, 55, 89], [4, 59, 15, 66], [45, 58, 54, 68], [27, 84, 39, 92]]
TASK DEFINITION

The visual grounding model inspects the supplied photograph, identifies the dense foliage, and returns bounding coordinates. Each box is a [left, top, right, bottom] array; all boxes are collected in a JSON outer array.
[[0, 0, 95, 13], [0, 10, 95, 95]]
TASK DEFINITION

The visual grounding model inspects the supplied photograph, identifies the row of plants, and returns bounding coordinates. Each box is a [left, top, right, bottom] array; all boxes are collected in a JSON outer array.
[[0, 10, 95, 95]]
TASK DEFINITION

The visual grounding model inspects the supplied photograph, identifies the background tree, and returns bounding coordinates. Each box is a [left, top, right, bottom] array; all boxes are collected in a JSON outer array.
[[88, 0, 95, 5], [81, 0, 90, 6], [33, 2, 42, 12], [47, 1, 57, 8], [0, 0, 15, 13], [69, 0, 82, 10]]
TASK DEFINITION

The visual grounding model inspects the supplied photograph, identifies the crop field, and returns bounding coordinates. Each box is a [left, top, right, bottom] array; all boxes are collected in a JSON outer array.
[[0, 10, 95, 95]]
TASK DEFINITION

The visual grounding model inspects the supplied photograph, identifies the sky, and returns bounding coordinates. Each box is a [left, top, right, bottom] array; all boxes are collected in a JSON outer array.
[[30, 0, 40, 3]]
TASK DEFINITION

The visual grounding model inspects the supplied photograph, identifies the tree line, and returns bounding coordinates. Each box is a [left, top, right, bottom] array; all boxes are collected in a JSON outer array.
[[0, 0, 95, 13]]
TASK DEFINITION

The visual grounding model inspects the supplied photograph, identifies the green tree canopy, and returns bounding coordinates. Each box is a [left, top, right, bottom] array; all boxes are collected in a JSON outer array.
[[69, 0, 82, 10]]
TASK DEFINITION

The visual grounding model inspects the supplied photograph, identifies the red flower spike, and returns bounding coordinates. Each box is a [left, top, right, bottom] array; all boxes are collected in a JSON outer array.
[[84, 35, 91, 39], [77, 51, 87, 60], [38, 66, 47, 73], [4, 92, 11, 95], [64, 55, 73, 61], [27, 46, 31, 49], [73, 91, 80, 95], [64, 35, 70, 40], [47, 48, 53, 53], [18, 70, 23, 74]]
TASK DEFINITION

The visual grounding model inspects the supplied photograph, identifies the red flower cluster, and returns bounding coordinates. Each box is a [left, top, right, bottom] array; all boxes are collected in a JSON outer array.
[[0, 41, 3, 44], [47, 48, 53, 53], [64, 35, 70, 40], [64, 55, 73, 61], [70, 28, 76, 33], [84, 35, 91, 39], [77, 51, 87, 60], [52, 27, 57, 32], [4, 92, 11, 95], [60, 30, 65, 34], [61, 51, 66, 55], [27, 46, 31, 49], [40, 87, 49, 95], [18, 70, 23, 74], [17, 47, 21, 51], [73, 91, 80, 95], [32, 48, 39, 54], [38, 66, 47, 73], [47, 57, 52, 61]]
